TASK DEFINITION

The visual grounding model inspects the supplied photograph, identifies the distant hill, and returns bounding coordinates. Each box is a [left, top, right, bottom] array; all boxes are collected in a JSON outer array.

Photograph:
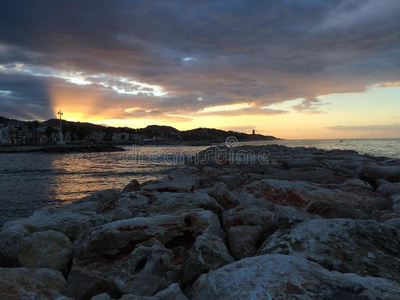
[[0, 116, 279, 142], [0, 116, 24, 126]]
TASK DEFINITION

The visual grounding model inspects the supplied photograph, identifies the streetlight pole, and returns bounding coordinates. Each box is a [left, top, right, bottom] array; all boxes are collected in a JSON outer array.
[[57, 110, 65, 145]]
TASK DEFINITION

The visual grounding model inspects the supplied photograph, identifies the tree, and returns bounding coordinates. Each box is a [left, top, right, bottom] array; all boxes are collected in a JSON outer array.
[[28, 122, 33, 144], [77, 126, 88, 141], [68, 123, 77, 141], [45, 126, 53, 143], [32, 120, 40, 144]]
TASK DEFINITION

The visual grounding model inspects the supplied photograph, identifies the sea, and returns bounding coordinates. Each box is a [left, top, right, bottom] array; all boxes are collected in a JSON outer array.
[[0, 139, 399, 226]]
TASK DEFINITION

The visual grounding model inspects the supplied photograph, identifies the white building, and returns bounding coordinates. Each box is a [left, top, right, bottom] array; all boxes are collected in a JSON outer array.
[[0, 126, 9, 144]]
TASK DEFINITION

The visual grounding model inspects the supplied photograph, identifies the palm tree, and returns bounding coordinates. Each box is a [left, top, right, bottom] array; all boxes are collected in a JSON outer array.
[[45, 126, 53, 143]]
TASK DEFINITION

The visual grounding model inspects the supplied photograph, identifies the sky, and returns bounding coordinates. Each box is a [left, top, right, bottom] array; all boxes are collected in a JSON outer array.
[[0, 0, 399, 139]]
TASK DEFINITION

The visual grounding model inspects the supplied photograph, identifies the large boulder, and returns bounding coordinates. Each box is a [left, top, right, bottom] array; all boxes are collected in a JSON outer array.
[[222, 200, 316, 260], [384, 218, 400, 230], [205, 182, 240, 210], [142, 176, 196, 193], [153, 283, 188, 300], [72, 209, 229, 296], [66, 267, 118, 300], [0, 225, 30, 267], [78, 189, 121, 205], [192, 254, 400, 299], [271, 167, 352, 184], [258, 219, 400, 283], [101, 191, 223, 222], [18, 230, 73, 271], [222, 203, 278, 259], [0, 267, 67, 299], [391, 194, 400, 213], [242, 179, 383, 216], [95, 239, 180, 296], [377, 182, 400, 197], [3, 205, 106, 241], [182, 234, 234, 283], [362, 165, 400, 183]]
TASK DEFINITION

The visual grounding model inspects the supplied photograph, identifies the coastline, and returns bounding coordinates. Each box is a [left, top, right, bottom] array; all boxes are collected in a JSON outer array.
[[1, 144, 400, 298], [0, 144, 126, 153]]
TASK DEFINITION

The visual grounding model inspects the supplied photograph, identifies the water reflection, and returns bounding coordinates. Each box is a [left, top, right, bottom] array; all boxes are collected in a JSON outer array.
[[0, 140, 399, 225], [0, 145, 208, 225]]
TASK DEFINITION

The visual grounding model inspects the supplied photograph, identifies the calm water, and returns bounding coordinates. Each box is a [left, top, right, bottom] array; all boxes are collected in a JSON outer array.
[[0, 139, 399, 225]]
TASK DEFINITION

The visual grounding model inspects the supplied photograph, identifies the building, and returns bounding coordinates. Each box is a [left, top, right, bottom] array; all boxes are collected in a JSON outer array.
[[0, 125, 9, 144]]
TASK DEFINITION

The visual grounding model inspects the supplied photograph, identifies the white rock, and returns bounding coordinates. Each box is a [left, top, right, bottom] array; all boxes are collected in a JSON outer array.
[[193, 254, 400, 300], [4, 205, 106, 241], [18, 230, 73, 270], [258, 218, 400, 283]]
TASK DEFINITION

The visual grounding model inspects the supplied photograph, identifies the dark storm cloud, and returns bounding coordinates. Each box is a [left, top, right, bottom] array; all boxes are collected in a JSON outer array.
[[0, 72, 53, 120], [0, 0, 399, 120]]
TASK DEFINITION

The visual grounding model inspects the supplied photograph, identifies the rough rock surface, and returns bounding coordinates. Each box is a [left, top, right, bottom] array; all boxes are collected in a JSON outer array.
[[2, 144, 400, 298], [0, 267, 67, 299], [66, 267, 118, 300], [3, 204, 106, 241], [193, 254, 400, 300], [18, 230, 73, 270], [0, 225, 30, 267], [258, 218, 400, 283]]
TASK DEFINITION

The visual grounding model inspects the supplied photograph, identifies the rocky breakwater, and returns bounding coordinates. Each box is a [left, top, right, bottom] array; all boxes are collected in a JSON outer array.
[[1, 144, 400, 299]]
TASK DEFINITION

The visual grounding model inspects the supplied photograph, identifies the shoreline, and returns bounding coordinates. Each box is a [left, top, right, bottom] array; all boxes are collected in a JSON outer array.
[[1, 144, 400, 298], [0, 144, 126, 153]]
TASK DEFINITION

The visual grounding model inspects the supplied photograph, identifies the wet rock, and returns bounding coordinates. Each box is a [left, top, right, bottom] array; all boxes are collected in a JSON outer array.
[[66, 267, 118, 300], [258, 219, 400, 283], [18, 230, 72, 271], [193, 254, 400, 300], [0, 225, 29, 267], [0, 267, 67, 299], [122, 179, 141, 194]]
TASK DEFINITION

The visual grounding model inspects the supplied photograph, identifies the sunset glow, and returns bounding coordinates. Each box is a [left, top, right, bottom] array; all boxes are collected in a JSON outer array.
[[0, 1, 399, 139]]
